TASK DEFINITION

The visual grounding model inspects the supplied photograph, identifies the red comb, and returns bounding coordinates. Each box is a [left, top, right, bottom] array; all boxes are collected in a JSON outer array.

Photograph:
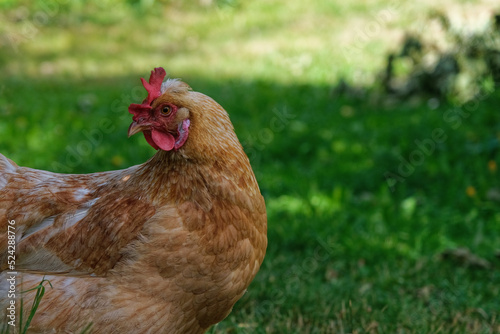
[[141, 67, 167, 105], [129, 67, 167, 118]]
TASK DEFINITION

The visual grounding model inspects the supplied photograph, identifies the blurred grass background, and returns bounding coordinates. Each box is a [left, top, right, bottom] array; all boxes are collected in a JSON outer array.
[[1, 0, 500, 333]]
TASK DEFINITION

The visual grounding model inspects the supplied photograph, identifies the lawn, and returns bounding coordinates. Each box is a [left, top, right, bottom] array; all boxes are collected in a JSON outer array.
[[1, 0, 500, 333]]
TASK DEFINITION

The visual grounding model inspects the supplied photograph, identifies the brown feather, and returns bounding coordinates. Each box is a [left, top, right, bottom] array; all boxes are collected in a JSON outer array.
[[0, 79, 267, 333]]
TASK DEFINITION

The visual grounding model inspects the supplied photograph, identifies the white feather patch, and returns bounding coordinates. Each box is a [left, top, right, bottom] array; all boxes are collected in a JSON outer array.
[[85, 197, 100, 207], [17, 248, 75, 272], [73, 188, 90, 201], [64, 207, 90, 229], [22, 216, 56, 240], [21, 198, 99, 241], [0, 154, 16, 190]]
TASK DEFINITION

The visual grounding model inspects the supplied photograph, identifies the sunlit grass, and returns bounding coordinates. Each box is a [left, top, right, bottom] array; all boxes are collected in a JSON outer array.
[[0, 0, 464, 84], [1, 0, 500, 333]]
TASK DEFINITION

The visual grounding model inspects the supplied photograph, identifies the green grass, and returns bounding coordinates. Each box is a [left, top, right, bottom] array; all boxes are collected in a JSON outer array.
[[1, 278, 94, 334], [18, 278, 53, 334], [1, 1, 500, 333]]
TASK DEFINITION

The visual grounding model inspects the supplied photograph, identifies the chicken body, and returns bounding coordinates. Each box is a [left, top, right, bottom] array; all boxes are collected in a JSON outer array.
[[0, 73, 267, 333]]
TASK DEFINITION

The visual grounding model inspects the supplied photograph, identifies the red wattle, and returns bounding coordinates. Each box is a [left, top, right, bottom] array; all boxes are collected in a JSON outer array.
[[151, 129, 175, 151], [143, 131, 159, 150]]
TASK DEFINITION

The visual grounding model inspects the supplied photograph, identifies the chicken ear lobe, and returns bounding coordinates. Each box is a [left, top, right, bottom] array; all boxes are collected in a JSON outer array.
[[174, 119, 190, 150]]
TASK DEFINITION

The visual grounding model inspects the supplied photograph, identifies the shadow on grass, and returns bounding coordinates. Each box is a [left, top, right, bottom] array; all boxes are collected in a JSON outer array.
[[1, 72, 500, 333]]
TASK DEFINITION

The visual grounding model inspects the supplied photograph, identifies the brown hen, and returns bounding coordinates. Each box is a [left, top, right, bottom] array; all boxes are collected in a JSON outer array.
[[0, 67, 267, 333]]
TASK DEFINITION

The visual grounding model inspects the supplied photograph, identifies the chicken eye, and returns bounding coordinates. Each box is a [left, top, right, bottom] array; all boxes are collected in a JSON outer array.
[[161, 105, 172, 116]]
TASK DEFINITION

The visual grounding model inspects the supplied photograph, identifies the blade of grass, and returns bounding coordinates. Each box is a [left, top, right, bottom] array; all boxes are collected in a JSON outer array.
[[18, 291, 23, 334], [0, 318, 8, 334], [20, 278, 52, 334], [79, 322, 93, 334]]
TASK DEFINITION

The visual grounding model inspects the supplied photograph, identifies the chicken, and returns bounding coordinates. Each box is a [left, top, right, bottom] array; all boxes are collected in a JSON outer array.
[[0, 67, 267, 333]]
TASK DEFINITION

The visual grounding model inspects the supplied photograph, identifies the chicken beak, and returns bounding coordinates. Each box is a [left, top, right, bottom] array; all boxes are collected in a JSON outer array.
[[128, 122, 150, 137]]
